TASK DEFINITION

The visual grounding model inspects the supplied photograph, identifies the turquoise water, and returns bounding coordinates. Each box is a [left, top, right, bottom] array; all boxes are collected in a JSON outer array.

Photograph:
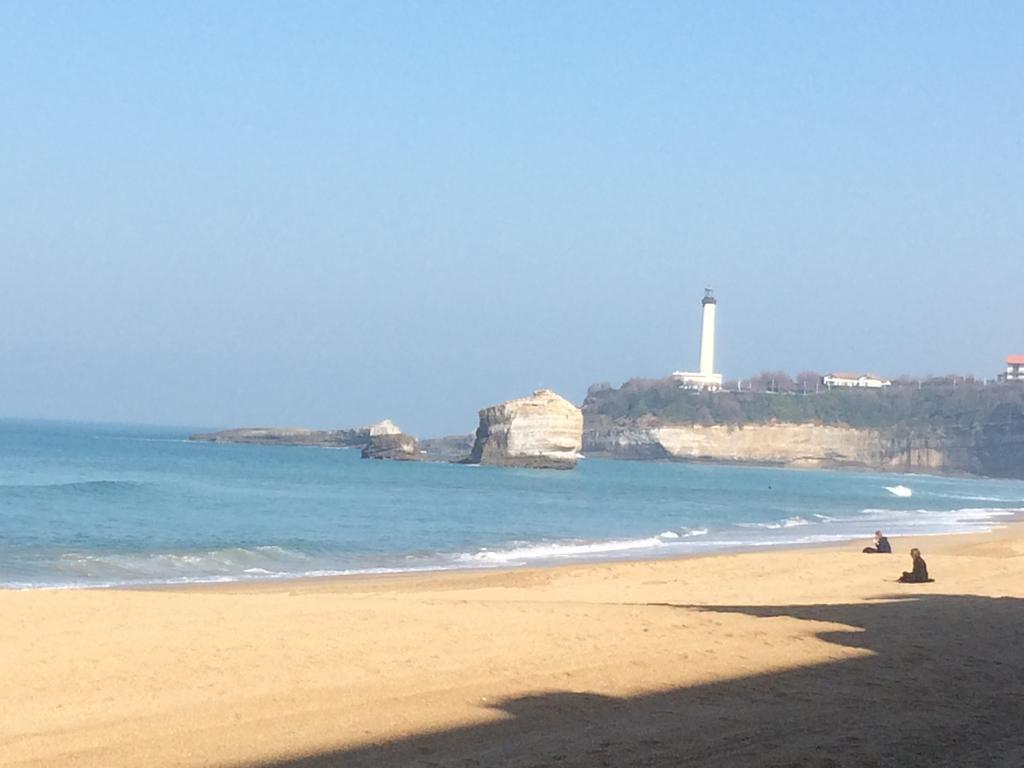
[[2, 420, 1023, 588]]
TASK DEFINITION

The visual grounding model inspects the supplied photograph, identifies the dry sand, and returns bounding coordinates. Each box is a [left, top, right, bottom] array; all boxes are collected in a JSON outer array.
[[3, 527, 1024, 767]]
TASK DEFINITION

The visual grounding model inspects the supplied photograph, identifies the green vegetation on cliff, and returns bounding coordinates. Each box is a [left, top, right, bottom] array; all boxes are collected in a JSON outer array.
[[583, 378, 1024, 434]]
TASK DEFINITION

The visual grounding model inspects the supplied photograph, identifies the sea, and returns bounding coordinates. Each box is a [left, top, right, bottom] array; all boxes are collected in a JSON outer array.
[[2, 419, 1023, 589]]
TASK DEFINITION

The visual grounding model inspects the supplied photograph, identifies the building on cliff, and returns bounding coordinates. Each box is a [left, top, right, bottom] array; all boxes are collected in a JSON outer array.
[[1000, 355, 1024, 382], [673, 288, 723, 391], [823, 373, 892, 389]]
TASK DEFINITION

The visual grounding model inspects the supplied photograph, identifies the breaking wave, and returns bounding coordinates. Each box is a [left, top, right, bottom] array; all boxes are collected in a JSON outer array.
[[456, 537, 669, 565], [929, 493, 1024, 503], [54, 545, 314, 582], [853, 506, 1017, 527], [885, 485, 914, 497], [737, 516, 811, 530]]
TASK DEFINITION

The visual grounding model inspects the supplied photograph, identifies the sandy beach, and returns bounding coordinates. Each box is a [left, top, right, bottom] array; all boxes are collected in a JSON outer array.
[[3, 526, 1024, 768]]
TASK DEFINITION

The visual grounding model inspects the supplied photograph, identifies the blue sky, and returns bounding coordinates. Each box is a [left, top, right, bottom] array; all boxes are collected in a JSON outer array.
[[1, 2, 1022, 435]]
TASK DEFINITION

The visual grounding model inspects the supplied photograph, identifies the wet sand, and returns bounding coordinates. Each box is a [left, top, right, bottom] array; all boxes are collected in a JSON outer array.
[[3, 526, 1024, 767]]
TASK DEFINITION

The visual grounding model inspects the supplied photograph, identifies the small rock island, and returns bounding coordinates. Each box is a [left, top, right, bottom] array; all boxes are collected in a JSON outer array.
[[190, 419, 403, 449], [466, 389, 583, 470], [361, 433, 420, 461]]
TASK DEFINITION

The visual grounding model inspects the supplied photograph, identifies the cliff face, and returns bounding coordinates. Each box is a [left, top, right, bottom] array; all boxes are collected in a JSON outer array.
[[952, 403, 1024, 478], [584, 423, 951, 472], [654, 424, 895, 468], [468, 389, 583, 469], [583, 419, 1024, 476], [581, 380, 1024, 478]]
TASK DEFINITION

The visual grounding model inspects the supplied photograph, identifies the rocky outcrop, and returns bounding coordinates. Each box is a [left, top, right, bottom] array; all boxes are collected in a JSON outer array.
[[418, 434, 476, 462], [190, 420, 403, 449], [361, 433, 420, 461], [467, 389, 583, 469], [583, 426, 673, 460]]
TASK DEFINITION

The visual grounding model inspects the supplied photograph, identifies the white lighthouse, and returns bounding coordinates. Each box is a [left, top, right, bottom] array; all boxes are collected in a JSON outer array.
[[697, 288, 717, 376], [673, 288, 724, 391]]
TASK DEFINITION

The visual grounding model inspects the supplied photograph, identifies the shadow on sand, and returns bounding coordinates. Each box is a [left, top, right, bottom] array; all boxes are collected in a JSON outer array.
[[246, 594, 1024, 768]]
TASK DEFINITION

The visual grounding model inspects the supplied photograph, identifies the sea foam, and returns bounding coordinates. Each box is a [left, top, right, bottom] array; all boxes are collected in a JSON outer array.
[[737, 516, 810, 530], [458, 537, 670, 564]]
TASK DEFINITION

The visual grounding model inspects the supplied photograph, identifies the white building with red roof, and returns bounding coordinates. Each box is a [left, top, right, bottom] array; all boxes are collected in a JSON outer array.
[[1001, 355, 1024, 382]]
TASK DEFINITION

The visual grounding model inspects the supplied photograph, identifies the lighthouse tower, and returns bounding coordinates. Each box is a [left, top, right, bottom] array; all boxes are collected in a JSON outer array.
[[673, 288, 724, 391], [698, 288, 717, 377]]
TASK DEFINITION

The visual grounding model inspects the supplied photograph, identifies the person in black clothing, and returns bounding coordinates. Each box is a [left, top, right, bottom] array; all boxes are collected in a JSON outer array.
[[862, 530, 892, 554], [898, 548, 932, 583]]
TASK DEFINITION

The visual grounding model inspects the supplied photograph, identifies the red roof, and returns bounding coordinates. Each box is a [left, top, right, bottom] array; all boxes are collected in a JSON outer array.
[[1008, 355, 1024, 366]]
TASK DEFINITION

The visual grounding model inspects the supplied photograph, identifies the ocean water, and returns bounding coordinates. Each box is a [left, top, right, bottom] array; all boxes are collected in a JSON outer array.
[[2, 420, 1023, 589]]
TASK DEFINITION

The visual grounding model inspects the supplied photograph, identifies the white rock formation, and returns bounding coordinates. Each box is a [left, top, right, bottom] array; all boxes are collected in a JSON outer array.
[[467, 389, 583, 469]]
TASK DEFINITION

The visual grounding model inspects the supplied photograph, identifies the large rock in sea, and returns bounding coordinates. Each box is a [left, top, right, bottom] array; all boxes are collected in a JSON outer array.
[[361, 433, 420, 461], [467, 389, 583, 469]]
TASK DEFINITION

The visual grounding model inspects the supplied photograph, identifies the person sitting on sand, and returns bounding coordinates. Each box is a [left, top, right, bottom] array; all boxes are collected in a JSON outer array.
[[898, 548, 932, 583], [862, 530, 892, 554]]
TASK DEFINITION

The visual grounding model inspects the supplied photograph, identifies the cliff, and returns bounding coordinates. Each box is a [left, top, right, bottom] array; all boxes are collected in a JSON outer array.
[[467, 389, 583, 470], [583, 380, 1024, 478], [584, 423, 947, 471], [190, 420, 402, 448]]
